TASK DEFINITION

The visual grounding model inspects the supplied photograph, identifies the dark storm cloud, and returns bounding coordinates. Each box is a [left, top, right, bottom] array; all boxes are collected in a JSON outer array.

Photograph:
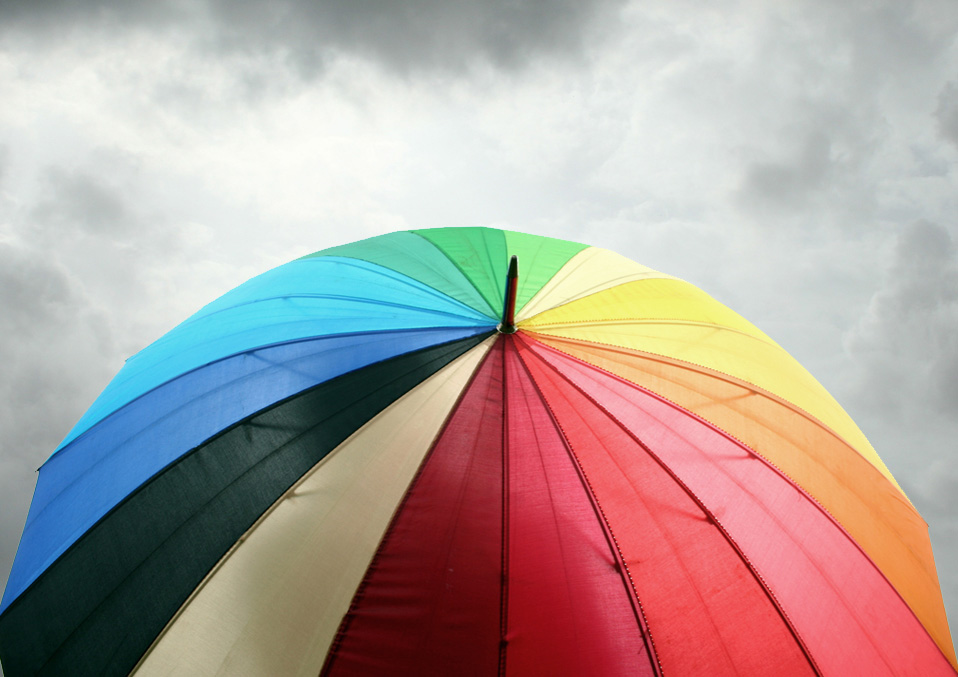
[[847, 220, 958, 413], [0, 0, 625, 75], [738, 132, 835, 211], [937, 79, 958, 148], [32, 167, 132, 236], [0, 241, 117, 619], [0, 152, 206, 621], [211, 0, 624, 74]]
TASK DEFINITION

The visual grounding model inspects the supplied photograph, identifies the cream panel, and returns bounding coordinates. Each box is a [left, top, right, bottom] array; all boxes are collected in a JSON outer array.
[[132, 338, 494, 677], [516, 247, 675, 322]]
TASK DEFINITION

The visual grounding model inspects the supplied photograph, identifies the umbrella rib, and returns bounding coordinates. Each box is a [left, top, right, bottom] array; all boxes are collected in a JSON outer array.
[[147, 294, 494, 344], [523, 318, 778, 348], [527, 333, 923, 520], [45, 326, 489, 468], [320, 340, 499, 676], [506, 338, 665, 677], [514, 334, 825, 677], [24, 338, 487, 675], [178, 257, 498, 329], [526, 335, 958, 672], [498, 336, 510, 677], [410, 231, 502, 318]]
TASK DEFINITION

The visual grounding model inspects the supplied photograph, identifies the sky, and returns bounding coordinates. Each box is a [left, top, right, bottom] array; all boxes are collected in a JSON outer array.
[[1, 0, 957, 662]]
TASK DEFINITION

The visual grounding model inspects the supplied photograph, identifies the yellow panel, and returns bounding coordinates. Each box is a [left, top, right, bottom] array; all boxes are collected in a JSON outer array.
[[531, 335, 956, 667], [516, 247, 676, 322], [132, 338, 494, 677], [521, 278, 906, 499]]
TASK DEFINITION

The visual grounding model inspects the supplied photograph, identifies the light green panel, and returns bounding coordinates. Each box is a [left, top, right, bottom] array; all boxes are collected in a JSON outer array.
[[307, 228, 587, 321], [503, 231, 587, 311]]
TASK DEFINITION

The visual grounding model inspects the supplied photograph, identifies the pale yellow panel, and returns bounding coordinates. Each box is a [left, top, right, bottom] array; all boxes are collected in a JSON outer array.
[[521, 278, 906, 498], [132, 338, 494, 677], [516, 247, 676, 322]]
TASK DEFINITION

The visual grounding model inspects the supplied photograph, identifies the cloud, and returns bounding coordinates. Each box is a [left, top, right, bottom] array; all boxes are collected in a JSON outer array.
[[841, 220, 958, 629], [0, 239, 117, 607], [31, 167, 132, 236], [845, 220, 958, 415], [937, 79, 958, 148], [0, 0, 626, 77]]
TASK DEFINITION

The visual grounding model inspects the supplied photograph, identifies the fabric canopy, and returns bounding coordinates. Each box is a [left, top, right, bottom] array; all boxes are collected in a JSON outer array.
[[0, 227, 954, 676]]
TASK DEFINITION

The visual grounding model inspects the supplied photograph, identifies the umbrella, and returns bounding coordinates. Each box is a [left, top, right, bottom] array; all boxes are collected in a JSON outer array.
[[0, 227, 954, 676]]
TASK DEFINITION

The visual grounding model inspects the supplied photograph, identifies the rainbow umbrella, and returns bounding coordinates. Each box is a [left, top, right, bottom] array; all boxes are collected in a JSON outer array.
[[0, 228, 954, 676]]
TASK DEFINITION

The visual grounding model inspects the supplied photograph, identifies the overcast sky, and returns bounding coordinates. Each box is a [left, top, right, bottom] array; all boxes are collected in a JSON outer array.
[[1, 0, 957, 662]]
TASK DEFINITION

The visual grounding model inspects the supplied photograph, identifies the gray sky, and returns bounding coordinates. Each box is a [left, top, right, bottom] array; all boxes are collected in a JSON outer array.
[[1, 0, 957, 663]]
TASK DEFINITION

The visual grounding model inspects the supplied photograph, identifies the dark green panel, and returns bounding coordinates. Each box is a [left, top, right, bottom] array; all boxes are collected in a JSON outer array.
[[412, 227, 508, 315], [0, 332, 491, 677], [301, 231, 497, 317]]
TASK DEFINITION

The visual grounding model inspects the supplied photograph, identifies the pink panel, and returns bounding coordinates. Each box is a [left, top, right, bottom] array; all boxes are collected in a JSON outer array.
[[515, 335, 817, 677], [502, 339, 655, 677], [323, 342, 505, 676], [522, 335, 956, 676]]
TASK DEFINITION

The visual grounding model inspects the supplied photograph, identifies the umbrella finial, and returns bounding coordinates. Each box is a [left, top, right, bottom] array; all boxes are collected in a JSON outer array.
[[498, 255, 519, 334]]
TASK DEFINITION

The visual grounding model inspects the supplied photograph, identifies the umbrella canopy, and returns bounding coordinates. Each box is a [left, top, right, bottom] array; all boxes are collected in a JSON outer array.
[[0, 227, 954, 676]]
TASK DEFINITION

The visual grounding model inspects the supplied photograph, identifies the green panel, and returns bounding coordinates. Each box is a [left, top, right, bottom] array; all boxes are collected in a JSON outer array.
[[503, 231, 587, 311], [412, 228, 508, 317], [0, 333, 491, 677], [304, 228, 587, 323], [302, 232, 497, 318]]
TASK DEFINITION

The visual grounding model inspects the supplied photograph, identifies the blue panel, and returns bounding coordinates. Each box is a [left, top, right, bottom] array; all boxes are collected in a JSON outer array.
[[57, 258, 494, 450], [2, 327, 490, 611]]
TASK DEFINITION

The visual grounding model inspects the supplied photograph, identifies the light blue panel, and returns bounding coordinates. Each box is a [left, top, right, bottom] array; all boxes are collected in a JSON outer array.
[[55, 257, 494, 451]]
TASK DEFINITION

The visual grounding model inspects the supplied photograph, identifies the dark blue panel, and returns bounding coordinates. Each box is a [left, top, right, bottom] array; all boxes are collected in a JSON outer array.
[[1, 327, 488, 611]]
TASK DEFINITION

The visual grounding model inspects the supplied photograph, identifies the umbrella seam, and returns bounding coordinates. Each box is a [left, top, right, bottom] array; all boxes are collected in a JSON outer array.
[[411, 229, 504, 320], [524, 334, 915, 535], [499, 336, 510, 677], [3, 335, 489, 669], [305, 240, 500, 318], [523, 330, 918, 515], [522, 317, 778, 348], [319, 338, 498, 676], [166, 256, 497, 331], [507, 337, 665, 677], [46, 327, 493, 465], [527, 334, 958, 671], [515, 333, 824, 677]]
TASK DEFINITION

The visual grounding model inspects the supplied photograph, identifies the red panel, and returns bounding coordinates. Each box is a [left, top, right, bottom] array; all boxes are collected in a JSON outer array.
[[323, 342, 505, 676], [502, 339, 655, 677], [522, 336, 957, 676], [514, 335, 817, 677]]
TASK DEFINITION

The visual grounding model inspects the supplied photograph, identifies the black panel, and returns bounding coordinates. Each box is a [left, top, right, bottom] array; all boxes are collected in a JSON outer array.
[[0, 332, 491, 677]]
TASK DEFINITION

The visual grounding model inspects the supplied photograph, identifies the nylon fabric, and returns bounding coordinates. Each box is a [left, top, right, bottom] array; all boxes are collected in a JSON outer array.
[[0, 334, 488, 677], [132, 340, 494, 677], [502, 338, 655, 677], [530, 334, 955, 667], [521, 277, 905, 499], [523, 336, 956, 676], [513, 337, 816, 677], [517, 247, 675, 321], [322, 341, 505, 676], [57, 257, 494, 451], [2, 327, 488, 613], [413, 227, 509, 314], [303, 231, 497, 317]]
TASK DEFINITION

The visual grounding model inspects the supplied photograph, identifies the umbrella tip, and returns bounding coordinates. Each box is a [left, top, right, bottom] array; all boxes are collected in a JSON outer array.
[[498, 255, 519, 334]]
